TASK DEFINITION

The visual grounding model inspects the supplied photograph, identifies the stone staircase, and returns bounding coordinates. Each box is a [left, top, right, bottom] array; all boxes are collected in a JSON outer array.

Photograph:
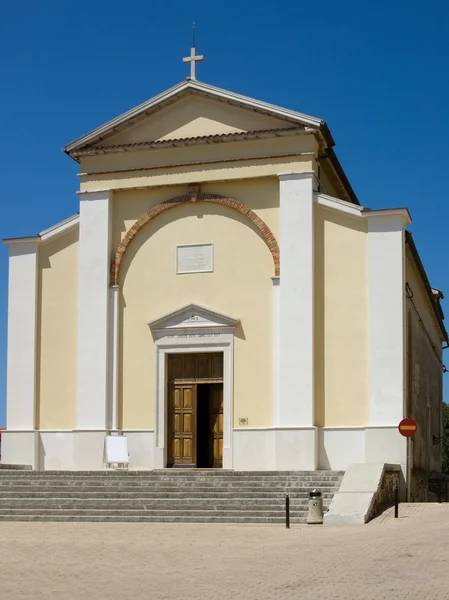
[[0, 470, 344, 523]]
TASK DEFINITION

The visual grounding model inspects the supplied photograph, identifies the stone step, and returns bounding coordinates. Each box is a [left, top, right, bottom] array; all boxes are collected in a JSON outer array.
[[0, 478, 342, 487], [0, 482, 339, 488], [0, 485, 340, 497], [0, 498, 328, 508], [0, 475, 343, 482], [0, 489, 337, 499], [0, 507, 310, 517], [0, 487, 336, 500], [0, 515, 308, 523], [0, 506, 320, 515], [0, 472, 342, 479], [0, 487, 341, 496], [0, 470, 342, 523], [0, 470, 344, 477], [0, 471, 343, 476]]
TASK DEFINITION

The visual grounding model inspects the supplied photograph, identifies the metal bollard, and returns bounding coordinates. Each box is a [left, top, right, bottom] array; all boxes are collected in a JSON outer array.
[[285, 494, 290, 529], [394, 486, 399, 518], [307, 489, 323, 524]]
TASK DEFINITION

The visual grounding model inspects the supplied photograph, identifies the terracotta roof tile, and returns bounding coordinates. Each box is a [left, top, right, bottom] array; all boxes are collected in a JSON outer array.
[[72, 126, 307, 156]]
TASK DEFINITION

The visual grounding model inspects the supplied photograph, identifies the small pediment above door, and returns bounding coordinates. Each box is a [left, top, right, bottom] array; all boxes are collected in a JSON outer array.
[[148, 303, 239, 332]]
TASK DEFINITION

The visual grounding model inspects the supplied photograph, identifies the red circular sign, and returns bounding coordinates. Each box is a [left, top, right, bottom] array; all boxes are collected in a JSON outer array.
[[398, 418, 417, 437]]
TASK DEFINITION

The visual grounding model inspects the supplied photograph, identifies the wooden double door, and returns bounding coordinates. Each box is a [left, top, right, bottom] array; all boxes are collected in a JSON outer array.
[[167, 353, 224, 468]]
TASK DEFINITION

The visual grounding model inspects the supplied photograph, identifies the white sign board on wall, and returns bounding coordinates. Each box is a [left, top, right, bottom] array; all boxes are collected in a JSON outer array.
[[176, 244, 213, 274], [105, 436, 129, 465]]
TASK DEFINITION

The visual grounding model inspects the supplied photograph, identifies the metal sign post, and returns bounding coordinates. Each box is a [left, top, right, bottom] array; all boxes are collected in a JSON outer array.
[[398, 418, 417, 503]]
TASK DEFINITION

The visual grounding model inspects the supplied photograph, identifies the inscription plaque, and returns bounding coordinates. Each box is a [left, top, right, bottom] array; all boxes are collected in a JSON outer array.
[[176, 244, 213, 274]]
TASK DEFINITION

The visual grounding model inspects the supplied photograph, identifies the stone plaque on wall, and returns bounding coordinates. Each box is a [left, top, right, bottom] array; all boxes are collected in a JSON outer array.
[[176, 244, 213, 274]]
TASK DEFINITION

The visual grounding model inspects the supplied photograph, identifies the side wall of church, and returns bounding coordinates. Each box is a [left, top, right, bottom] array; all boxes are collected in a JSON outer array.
[[319, 168, 340, 198], [314, 206, 368, 427], [37, 229, 79, 429], [118, 193, 276, 430], [405, 249, 443, 499]]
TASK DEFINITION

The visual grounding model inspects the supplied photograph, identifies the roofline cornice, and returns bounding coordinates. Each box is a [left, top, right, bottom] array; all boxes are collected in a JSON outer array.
[[3, 235, 40, 246], [3, 214, 79, 246], [71, 126, 311, 157], [405, 231, 448, 343], [362, 207, 412, 226], [318, 147, 359, 206]]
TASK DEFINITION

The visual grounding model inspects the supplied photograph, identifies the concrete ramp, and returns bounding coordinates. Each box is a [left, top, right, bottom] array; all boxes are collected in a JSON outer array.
[[324, 463, 401, 524]]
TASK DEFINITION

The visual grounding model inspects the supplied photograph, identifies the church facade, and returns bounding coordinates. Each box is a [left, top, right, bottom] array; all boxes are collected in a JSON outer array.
[[3, 73, 447, 487]]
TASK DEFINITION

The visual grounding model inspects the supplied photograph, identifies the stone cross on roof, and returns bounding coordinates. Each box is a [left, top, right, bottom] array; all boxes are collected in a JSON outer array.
[[183, 23, 204, 80]]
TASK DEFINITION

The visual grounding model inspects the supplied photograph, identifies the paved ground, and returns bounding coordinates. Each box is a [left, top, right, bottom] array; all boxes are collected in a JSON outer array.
[[0, 504, 448, 599]]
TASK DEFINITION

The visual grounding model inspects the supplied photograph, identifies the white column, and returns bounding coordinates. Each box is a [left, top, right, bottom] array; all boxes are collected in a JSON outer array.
[[272, 276, 280, 426], [222, 343, 234, 469], [76, 190, 113, 429], [278, 172, 316, 426], [109, 285, 120, 430], [5, 240, 39, 430], [367, 212, 409, 426]]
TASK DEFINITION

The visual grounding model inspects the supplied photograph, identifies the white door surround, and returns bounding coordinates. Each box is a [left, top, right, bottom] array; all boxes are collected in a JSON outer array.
[[149, 303, 239, 469]]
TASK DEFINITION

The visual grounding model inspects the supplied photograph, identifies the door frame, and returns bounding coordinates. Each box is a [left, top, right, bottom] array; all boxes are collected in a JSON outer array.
[[149, 304, 238, 470], [155, 341, 233, 469]]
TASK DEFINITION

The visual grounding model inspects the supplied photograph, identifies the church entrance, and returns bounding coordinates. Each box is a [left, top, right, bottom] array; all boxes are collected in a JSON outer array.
[[167, 353, 224, 468]]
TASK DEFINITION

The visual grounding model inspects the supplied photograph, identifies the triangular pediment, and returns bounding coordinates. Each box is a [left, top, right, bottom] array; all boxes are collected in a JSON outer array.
[[92, 93, 297, 147], [64, 80, 324, 157], [148, 303, 239, 331]]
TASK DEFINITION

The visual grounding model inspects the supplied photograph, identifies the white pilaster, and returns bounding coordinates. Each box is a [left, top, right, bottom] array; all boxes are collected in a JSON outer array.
[[108, 285, 120, 431], [278, 172, 316, 426], [367, 212, 410, 426], [5, 240, 39, 431], [272, 276, 280, 426], [76, 190, 113, 429]]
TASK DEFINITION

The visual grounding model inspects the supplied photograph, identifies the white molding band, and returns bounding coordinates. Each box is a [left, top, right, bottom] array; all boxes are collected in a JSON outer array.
[[315, 192, 412, 224], [6, 241, 38, 436], [76, 190, 113, 429], [315, 192, 364, 218], [367, 213, 407, 426], [0, 426, 407, 472], [40, 214, 79, 243], [278, 172, 316, 427], [4, 215, 79, 246]]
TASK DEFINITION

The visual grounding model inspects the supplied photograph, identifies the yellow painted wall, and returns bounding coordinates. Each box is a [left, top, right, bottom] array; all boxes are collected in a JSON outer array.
[[112, 177, 279, 257], [79, 135, 317, 192], [101, 94, 293, 146], [112, 185, 189, 255], [119, 201, 274, 430], [37, 229, 78, 429], [314, 206, 368, 427]]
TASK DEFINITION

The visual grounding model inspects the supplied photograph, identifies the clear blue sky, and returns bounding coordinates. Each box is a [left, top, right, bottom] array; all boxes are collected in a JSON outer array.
[[0, 0, 447, 425]]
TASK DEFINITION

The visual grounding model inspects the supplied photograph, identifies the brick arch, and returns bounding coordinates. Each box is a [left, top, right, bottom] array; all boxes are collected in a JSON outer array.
[[111, 191, 280, 285]]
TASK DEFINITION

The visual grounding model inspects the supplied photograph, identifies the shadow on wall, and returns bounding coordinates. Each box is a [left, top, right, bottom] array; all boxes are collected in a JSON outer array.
[[37, 435, 45, 471]]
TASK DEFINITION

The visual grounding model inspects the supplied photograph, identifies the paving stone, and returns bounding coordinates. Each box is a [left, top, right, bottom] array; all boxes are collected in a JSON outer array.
[[0, 503, 447, 599]]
